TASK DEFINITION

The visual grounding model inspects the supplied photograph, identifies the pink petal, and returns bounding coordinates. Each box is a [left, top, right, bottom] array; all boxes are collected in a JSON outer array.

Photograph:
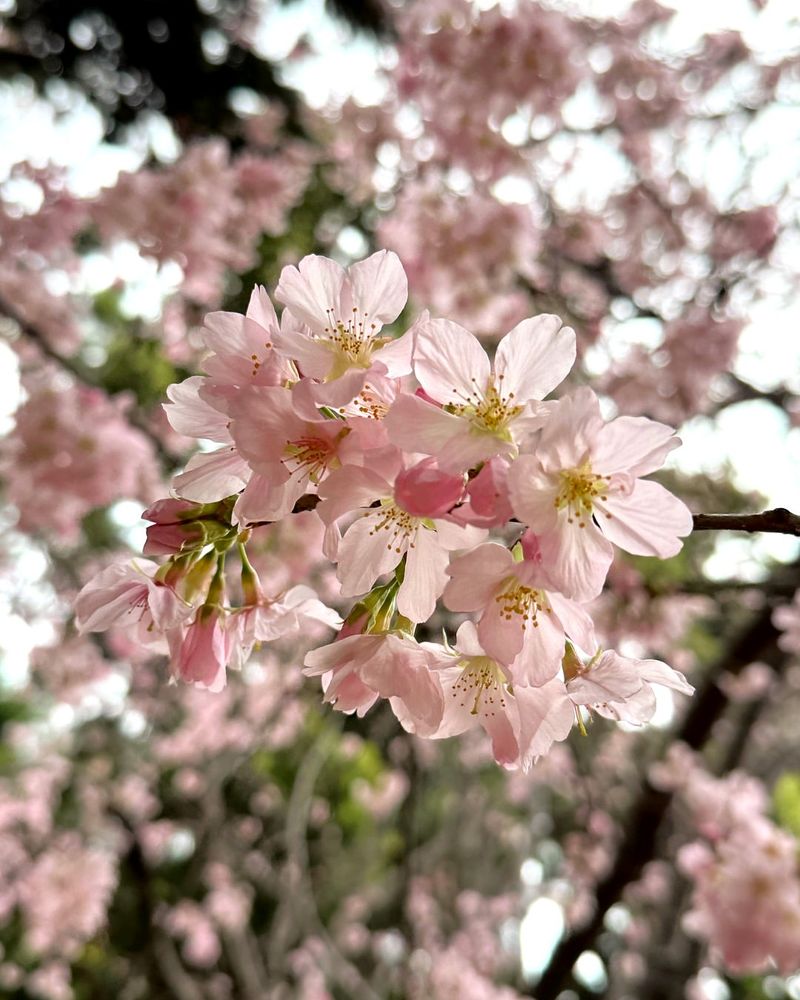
[[394, 458, 465, 518], [164, 377, 231, 443], [443, 543, 513, 611], [507, 455, 560, 534], [245, 284, 279, 331], [275, 254, 346, 332], [398, 528, 450, 622], [595, 479, 693, 558], [270, 323, 332, 380], [566, 651, 643, 705], [316, 466, 393, 525], [595, 686, 657, 724], [504, 611, 565, 687], [372, 328, 415, 377], [233, 470, 304, 524], [536, 386, 605, 472], [494, 314, 576, 402], [75, 561, 155, 632], [515, 680, 575, 769], [538, 514, 613, 602], [173, 448, 250, 503], [348, 249, 408, 326], [413, 318, 491, 406], [591, 416, 681, 477], [637, 657, 694, 696], [227, 386, 304, 468], [481, 707, 520, 768], [336, 513, 405, 596], [384, 394, 505, 473], [454, 620, 484, 657], [548, 592, 597, 652]]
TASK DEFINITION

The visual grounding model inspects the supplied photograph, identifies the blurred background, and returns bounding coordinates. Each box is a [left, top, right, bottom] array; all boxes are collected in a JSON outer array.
[[1, 0, 800, 997]]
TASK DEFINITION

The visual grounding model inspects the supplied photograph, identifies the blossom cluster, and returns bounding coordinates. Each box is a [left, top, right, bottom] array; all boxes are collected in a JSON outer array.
[[75, 250, 695, 768], [652, 745, 800, 974]]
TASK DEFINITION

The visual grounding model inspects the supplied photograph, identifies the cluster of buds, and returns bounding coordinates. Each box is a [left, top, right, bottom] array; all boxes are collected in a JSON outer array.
[[76, 251, 694, 768]]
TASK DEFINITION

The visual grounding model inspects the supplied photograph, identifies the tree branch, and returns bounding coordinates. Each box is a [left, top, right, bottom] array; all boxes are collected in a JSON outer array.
[[691, 508, 800, 537]]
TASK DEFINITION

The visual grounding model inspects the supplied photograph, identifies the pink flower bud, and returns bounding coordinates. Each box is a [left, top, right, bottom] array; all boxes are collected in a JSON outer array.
[[173, 608, 231, 692], [394, 458, 464, 517], [143, 498, 205, 556]]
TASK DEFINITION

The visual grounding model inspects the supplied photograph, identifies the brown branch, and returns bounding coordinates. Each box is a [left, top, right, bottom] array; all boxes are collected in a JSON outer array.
[[720, 373, 795, 411], [692, 508, 800, 537]]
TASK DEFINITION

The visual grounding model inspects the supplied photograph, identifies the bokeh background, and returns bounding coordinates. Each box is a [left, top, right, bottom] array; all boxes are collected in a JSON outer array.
[[1, 0, 800, 997]]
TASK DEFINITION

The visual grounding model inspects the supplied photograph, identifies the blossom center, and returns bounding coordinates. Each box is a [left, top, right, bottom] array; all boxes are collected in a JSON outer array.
[[494, 580, 550, 629], [554, 461, 610, 526], [453, 655, 507, 716], [343, 382, 390, 420], [323, 307, 382, 376], [367, 502, 422, 554], [248, 337, 273, 378], [284, 436, 334, 484], [448, 377, 523, 438]]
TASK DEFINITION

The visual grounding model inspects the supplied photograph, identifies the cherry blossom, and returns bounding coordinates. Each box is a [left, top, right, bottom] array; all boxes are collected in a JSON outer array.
[[384, 313, 575, 473], [273, 250, 413, 405], [304, 631, 445, 735], [443, 538, 595, 685], [508, 386, 693, 601], [317, 463, 485, 622]]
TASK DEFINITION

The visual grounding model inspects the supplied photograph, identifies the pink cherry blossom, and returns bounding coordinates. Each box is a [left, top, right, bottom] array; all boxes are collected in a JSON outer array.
[[422, 622, 521, 767], [564, 648, 694, 725], [200, 284, 296, 389], [273, 250, 413, 405], [75, 559, 192, 636], [304, 632, 444, 735], [443, 540, 595, 685], [384, 313, 575, 473], [226, 386, 361, 521], [508, 386, 692, 600], [228, 584, 341, 670], [317, 464, 485, 622], [170, 608, 231, 693]]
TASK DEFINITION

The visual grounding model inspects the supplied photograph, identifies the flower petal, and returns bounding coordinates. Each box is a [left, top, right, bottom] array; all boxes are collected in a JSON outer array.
[[336, 513, 405, 596], [494, 315, 576, 402], [348, 249, 408, 327], [413, 318, 491, 405], [591, 415, 680, 477], [398, 527, 450, 622], [173, 448, 250, 503], [443, 543, 513, 611], [275, 254, 346, 332], [595, 479, 693, 558], [515, 680, 575, 770]]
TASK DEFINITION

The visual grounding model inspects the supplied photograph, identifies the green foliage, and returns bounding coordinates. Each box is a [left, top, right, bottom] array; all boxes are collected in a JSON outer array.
[[80, 507, 126, 551], [96, 334, 187, 408], [773, 772, 800, 839]]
